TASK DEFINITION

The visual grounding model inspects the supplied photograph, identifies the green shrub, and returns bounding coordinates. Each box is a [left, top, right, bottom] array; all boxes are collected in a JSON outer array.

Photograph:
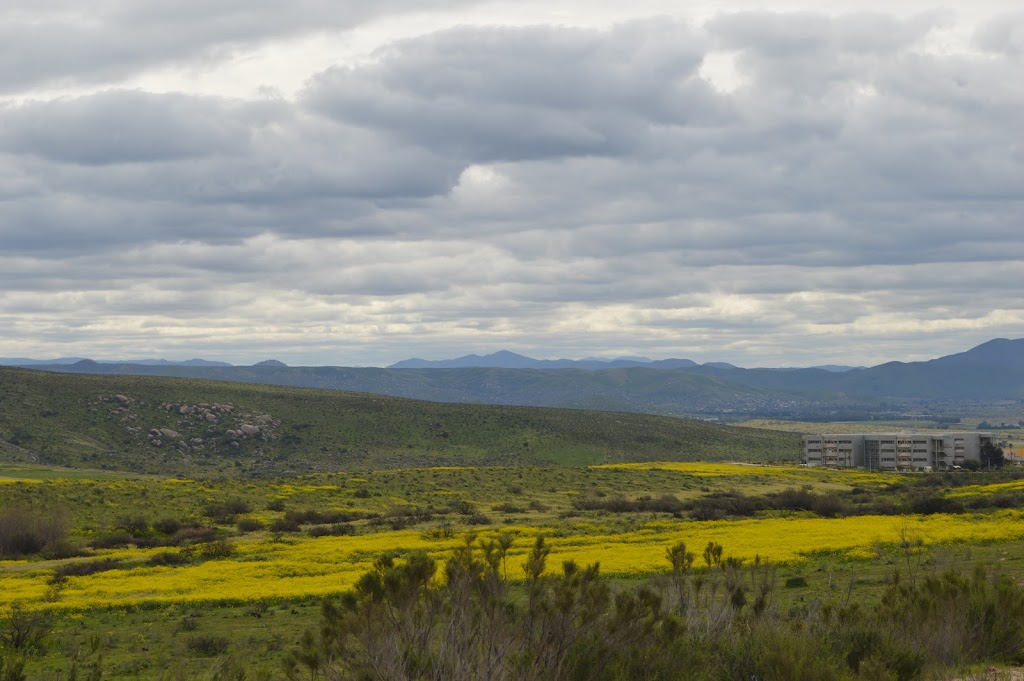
[[197, 539, 235, 559]]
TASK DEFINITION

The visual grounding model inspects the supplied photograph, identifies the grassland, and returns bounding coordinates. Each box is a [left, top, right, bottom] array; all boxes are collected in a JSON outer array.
[[3, 370, 1024, 678], [0, 367, 800, 477], [3, 461, 1024, 678]]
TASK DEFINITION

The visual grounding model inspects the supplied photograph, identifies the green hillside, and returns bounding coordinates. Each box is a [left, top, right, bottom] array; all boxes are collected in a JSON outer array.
[[0, 367, 800, 477]]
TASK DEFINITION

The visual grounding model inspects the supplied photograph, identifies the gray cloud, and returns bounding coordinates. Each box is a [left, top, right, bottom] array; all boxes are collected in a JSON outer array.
[[0, 0, 475, 93], [1, 10, 1022, 366], [305, 21, 724, 163], [1, 91, 258, 164]]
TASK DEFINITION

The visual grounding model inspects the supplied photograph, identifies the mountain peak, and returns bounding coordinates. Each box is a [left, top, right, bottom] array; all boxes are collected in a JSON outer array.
[[933, 338, 1024, 369]]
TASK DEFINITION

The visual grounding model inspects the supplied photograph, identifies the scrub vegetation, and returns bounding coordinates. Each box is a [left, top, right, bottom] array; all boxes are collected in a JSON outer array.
[[2, 371, 1024, 678], [2, 462, 1024, 678], [0, 367, 799, 476]]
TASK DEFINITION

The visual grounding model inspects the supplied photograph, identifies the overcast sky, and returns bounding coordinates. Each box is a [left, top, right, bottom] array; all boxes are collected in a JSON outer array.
[[1, 1, 1022, 367]]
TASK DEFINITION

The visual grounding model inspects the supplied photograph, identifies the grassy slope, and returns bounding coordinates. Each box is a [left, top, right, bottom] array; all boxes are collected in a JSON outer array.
[[0, 367, 801, 477], [39, 362, 829, 415]]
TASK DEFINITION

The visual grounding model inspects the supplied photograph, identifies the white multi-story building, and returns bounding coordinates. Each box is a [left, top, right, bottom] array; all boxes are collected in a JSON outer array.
[[804, 432, 994, 471]]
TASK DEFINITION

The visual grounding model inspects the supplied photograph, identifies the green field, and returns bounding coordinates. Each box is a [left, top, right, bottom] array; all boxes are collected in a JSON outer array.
[[3, 371, 1024, 679], [2, 461, 1024, 678]]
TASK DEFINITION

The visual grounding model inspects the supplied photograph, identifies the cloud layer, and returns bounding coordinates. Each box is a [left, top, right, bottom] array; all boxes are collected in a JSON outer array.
[[1, 4, 1022, 366]]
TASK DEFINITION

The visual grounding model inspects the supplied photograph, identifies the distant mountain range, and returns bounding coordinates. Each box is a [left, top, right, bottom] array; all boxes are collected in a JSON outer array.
[[5, 339, 1022, 419], [389, 350, 711, 370], [388, 350, 861, 372], [0, 357, 232, 367], [0, 350, 861, 373]]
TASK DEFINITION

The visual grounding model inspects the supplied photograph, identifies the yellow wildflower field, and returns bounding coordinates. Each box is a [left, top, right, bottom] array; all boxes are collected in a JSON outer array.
[[596, 461, 901, 486], [6, 510, 1023, 612], [946, 479, 1024, 497]]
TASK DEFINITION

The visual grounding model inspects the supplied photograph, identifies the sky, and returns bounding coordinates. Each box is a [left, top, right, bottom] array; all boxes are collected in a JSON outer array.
[[1, 1, 1022, 368]]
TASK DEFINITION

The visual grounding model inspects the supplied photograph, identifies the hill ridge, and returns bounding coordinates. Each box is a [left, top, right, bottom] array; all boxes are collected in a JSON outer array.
[[0, 367, 800, 478]]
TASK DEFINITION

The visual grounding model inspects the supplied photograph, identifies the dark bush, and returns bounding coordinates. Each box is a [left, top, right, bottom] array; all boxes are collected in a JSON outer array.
[[571, 493, 683, 514], [492, 503, 527, 513], [41, 540, 87, 560], [308, 523, 356, 537], [768, 487, 817, 512], [785, 576, 808, 588], [0, 508, 68, 558], [236, 517, 264, 533], [641, 494, 685, 514], [197, 539, 235, 559], [353, 488, 371, 499], [767, 488, 845, 517], [171, 526, 217, 545], [447, 500, 477, 516], [266, 499, 286, 512], [909, 494, 964, 515], [0, 603, 53, 653], [186, 634, 230, 656], [153, 518, 183, 535], [89, 532, 135, 550], [280, 508, 368, 528], [148, 551, 190, 567], [116, 515, 149, 537], [50, 558, 121, 582], [270, 517, 302, 533], [465, 513, 492, 526], [203, 498, 252, 524], [861, 498, 903, 516], [810, 495, 845, 518], [688, 492, 763, 520], [967, 491, 1024, 510]]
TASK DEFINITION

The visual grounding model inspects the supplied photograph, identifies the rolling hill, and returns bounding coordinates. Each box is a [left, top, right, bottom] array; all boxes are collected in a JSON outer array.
[[12, 338, 1023, 419], [0, 367, 800, 477]]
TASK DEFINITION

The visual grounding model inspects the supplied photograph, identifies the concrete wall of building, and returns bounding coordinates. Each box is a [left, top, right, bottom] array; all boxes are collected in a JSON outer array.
[[804, 432, 993, 471]]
